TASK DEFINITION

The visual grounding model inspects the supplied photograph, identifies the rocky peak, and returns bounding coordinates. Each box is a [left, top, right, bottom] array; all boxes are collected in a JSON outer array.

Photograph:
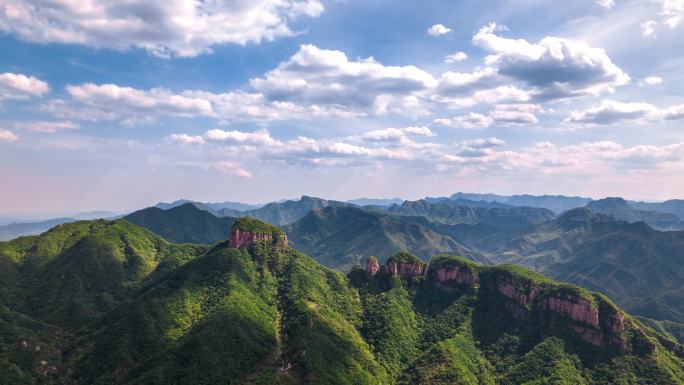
[[428, 255, 479, 293], [481, 266, 628, 351], [384, 251, 428, 279], [229, 217, 288, 251], [365, 256, 380, 276]]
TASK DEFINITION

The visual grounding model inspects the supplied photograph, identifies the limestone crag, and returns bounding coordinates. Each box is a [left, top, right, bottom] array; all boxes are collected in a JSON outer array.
[[228, 218, 288, 251], [386, 261, 427, 278], [365, 256, 380, 276]]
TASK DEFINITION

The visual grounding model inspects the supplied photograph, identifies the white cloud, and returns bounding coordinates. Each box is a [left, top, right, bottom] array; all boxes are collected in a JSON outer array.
[[460, 137, 506, 148], [359, 126, 434, 142], [434, 104, 539, 129], [47, 82, 351, 125], [0, 0, 324, 57], [427, 24, 452, 36], [402, 126, 435, 136], [0, 129, 19, 142], [204, 128, 281, 146], [473, 23, 630, 99], [433, 113, 494, 129], [0, 72, 49, 100], [642, 76, 663, 85], [661, 0, 684, 28], [641, 20, 658, 37], [250, 44, 436, 113], [564, 99, 684, 125], [200, 161, 253, 178], [597, 0, 616, 9], [444, 51, 468, 63], [167, 133, 205, 145], [18, 121, 79, 133]]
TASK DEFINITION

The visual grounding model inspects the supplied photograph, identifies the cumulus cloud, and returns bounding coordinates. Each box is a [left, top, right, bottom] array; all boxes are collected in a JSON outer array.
[[18, 121, 79, 133], [565, 99, 684, 125], [434, 104, 539, 128], [0, 0, 324, 57], [597, 0, 616, 9], [46, 82, 351, 125], [167, 133, 205, 145], [359, 126, 434, 142], [204, 128, 281, 146], [433, 113, 493, 129], [641, 20, 658, 37], [641, 76, 663, 85], [0, 72, 49, 100], [661, 0, 684, 28], [473, 23, 630, 100], [460, 137, 506, 148], [250, 44, 436, 113], [444, 51, 468, 63], [0, 129, 19, 142], [427, 24, 452, 36], [200, 161, 253, 178], [440, 139, 684, 174]]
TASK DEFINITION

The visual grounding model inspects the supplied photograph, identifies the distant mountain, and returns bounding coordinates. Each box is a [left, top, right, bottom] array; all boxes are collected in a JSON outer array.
[[630, 199, 684, 222], [345, 197, 403, 207], [0, 217, 76, 241], [387, 199, 555, 228], [154, 198, 263, 213], [284, 205, 480, 270], [586, 197, 684, 231], [425, 196, 514, 208], [124, 203, 236, 244], [451, 207, 684, 323], [224, 195, 351, 226], [450, 192, 593, 213]]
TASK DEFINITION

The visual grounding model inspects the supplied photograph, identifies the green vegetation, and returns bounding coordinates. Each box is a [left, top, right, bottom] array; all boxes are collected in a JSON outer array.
[[233, 217, 285, 236], [124, 203, 236, 244], [386, 251, 424, 265], [0, 219, 682, 384]]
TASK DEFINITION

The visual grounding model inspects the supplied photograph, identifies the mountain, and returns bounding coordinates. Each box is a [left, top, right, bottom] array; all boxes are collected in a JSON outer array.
[[346, 197, 404, 207], [450, 192, 593, 213], [284, 205, 480, 270], [631, 199, 684, 220], [387, 199, 555, 228], [0, 218, 681, 384], [219, 195, 350, 226], [0, 217, 76, 241], [587, 197, 684, 230], [454, 207, 684, 324], [124, 203, 237, 244]]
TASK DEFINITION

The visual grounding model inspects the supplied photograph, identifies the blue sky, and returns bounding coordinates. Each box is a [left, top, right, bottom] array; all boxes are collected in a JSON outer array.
[[1, 0, 684, 216]]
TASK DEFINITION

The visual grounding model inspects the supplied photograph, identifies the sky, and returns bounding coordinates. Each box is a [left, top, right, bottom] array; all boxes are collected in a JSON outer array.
[[1, 0, 684, 216]]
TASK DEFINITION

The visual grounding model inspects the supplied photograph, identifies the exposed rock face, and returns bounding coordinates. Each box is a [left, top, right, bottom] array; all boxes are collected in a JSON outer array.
[[435, 267, 478, 286], [432, 265, 479, 293], [365, 256, 380, 276], [486, 275, 627, 350], [386, 261, 427, 278], [361, 253, 643, 355], [493, 277, 542, 319], [229, 228, 288, 250], [541, 295, 599, 327]]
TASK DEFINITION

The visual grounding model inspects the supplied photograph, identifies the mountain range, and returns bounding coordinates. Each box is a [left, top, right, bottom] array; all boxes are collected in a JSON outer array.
[[0, 217, 682, 384]]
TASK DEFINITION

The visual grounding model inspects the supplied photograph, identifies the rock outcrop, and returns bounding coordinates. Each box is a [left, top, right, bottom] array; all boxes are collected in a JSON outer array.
[[364, 252, 630, 351], [481, 269, 628, 350], [365, 256, 380, 276], [384, 251, 428, 279], [229, 217, 288, 251]]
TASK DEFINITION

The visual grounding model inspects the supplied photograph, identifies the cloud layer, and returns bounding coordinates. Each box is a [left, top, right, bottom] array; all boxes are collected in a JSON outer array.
[[0, 0, 324, 57]]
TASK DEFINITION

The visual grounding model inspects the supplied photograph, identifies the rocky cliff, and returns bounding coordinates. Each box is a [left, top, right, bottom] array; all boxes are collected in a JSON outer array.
[[229, 217, 288, 250], [363, 252, 644, 353]]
